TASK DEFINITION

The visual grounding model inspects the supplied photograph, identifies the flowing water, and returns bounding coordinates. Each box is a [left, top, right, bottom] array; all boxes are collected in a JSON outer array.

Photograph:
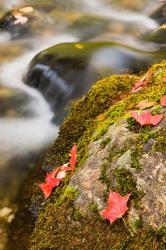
[[0, 0, 163, 248]]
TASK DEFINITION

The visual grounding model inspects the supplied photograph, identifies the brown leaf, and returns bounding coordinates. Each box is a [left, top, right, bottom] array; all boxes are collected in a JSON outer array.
[[137, 100, 156, 110]]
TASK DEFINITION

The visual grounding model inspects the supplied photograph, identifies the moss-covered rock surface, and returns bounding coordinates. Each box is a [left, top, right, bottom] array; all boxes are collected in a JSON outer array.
[[8, 61, 166, 250]]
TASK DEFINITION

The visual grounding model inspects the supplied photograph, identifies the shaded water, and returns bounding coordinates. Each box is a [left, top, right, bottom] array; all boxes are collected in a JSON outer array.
[[0, 0, 164, 248]]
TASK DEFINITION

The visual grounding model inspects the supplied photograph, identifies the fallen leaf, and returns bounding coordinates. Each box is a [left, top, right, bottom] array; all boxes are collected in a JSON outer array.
[[39, 167, 62, 199], [132, 80, 146, 93], [101, 191, 130, 223], [39, 177, 61, 199], [137, 100, 156, 110], [46, 166, 61, 180], [61, 165, 75, 171], [160, 96, 166, 107], [69, 143, 77, 169], [130, 111, 163, 126], [39, 144, 77, 198], [163, 76, 166, 82], [45, 175, 61, 186], [39, 183, 53, 199]]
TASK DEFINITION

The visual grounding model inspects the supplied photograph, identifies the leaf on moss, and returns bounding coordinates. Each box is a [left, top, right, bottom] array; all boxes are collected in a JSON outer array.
[[39, 179, 60, 199], [137, 100, 156, 110], [39, 144, 77, 199], [69, 143, 77, 168], [101, 191, 130, 223], [160, 96, 166, 107], [130, 111, 163, 126], [163, 76, 166, 82]]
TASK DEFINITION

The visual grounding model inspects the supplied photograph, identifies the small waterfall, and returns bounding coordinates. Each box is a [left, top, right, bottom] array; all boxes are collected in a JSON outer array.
[[0, 33, 77, 159]]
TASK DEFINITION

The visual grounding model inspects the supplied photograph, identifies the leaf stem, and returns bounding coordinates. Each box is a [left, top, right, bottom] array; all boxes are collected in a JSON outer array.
[[122, 217, 134, 237]]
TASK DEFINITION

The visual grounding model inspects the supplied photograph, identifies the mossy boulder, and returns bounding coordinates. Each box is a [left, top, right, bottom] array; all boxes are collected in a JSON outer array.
[[8, 61, 166, 250]]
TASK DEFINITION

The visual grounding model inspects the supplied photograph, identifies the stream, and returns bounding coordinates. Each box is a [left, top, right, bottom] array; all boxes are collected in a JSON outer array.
[[0, 0, 164, 249]]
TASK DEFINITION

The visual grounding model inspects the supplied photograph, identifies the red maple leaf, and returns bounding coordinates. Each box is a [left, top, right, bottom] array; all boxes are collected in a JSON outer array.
[[132, 80, 146, 93], [39, 144, 77, 198], [39, 167, 62, 199], [46, 166, 61, 180], [69, 143, 77, 168], [101, 191, 130, 223], [39, 183, 52, 199], [39, 177, 61, 199], [160, 96, 166, 107], [163, 76, 166, 82], [130, 111, 163, 126]]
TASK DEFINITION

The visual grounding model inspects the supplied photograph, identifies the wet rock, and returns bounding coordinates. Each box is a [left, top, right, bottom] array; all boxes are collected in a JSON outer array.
[[24, 41, 159, 124], [141, 24, 166, 45], [0, 7, 35, 38], [150, 3, 166, 25]]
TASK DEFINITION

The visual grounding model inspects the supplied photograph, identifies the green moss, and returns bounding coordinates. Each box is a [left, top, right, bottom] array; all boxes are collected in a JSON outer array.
[[131, 218, 143, 233], [63, 185, 79, 200], [55, 185, 79, 207], [30, 200, 163, 250], [99, 163, 111, 187], [113, 168, 136, 196], [89, 203, 98, 213], [153, 128, 166, 152], [131, 148, 142, 170], [126, 117, 141, 132], [100, 137, 112, 149]]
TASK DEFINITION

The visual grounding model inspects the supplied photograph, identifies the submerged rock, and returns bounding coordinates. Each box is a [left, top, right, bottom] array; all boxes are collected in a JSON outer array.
[[141, 24, 166, 45], [8, 61, 166, 250], [0, 6, 36, 38], [24, 41, 166, 124]]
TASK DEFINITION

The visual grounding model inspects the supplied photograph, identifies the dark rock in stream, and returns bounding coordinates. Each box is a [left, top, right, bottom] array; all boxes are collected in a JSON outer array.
[[0, 7, 36, 38], [150, 3, 166, 25], [24, 41, 166, 124], [140, 3, 166, 45], [141, 24, 166, 45]]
